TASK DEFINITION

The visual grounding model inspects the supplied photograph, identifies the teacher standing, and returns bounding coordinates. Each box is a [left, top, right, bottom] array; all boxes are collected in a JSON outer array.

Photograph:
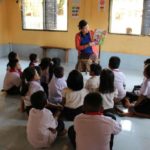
[[75, 20, 98, 72]]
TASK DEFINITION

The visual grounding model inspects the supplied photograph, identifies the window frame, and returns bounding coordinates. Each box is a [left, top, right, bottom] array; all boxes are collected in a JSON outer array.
[[108, 0, 149, 36], [21, 0, 69, 32]]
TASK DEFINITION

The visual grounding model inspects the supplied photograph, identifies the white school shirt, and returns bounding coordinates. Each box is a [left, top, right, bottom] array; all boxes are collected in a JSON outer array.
[[140, 78, 150, 98], [85, 76, 100, 92], [74, 113, 121, 150], [3, 71, 21, 90], [112, 69, 126, 100], [100, 90, 118, 110], [62, 88, 89, 109], [24, 81, 44, 107], [48, 76, 67, 103], [27, 108, 57, 149]]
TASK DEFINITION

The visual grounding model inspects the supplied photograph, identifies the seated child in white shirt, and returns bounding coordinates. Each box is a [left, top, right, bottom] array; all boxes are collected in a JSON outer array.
[[3, 59, 21, 95], [121, 64, 150, 118], [29, 53, 40, 75], [48, 66, 67, 104], [49, 57, 61, 82], [21, 67, 44, 113], [39, 57, 51, 96], [85, 63, 102, 92], [27, 91, 65, 149], [99, 68, 118, 114], [62, 70, 89, 121], [68, 92, 121, 150], [109, 56, 126, 101], [7, 51, 22, 75]]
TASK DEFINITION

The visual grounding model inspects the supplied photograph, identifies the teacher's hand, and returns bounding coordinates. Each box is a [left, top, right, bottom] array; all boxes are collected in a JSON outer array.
[[89, 42, 95, 46]]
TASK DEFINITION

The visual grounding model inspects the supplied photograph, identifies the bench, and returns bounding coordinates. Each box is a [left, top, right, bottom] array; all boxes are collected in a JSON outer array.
[[41, 46, 70, 63]]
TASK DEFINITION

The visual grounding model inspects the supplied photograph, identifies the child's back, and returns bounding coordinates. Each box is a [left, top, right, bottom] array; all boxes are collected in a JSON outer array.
[[73, 93, 121, 150], [3, 59, 21, 94], [27, 107, 57, 148], [27, 91, 57, 148], [74, 113, 121, 150]]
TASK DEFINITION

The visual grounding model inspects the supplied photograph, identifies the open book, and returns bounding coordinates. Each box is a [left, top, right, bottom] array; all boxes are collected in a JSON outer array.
[[93, 29, 106, 45]]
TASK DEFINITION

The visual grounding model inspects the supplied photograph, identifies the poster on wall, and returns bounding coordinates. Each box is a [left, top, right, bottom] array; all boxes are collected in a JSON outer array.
[[71, 0, 80, 18], [98, 0, 105, 11]]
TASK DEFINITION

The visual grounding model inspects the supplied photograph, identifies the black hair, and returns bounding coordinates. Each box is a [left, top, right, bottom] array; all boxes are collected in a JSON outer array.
[[144, 64, 150, 79], [109, 56, 120, 69], [9, 59, 18, 69], [40, 57, 51, 70], [67, 70, 84, 91], [31, 91, 47, 110], [83, 92, 102, 112], [90, 63, 102, 76], [99, 69, 114, 94], [23, 67, 36, 82], [144, 58, 150, 66], [29, 53, 37, 62], [54, 66, 64, 78], [78, 19, 88, 30], [52, 57, 61, 67], [8, 51, 17, 62], [20, 67, 36, 96]]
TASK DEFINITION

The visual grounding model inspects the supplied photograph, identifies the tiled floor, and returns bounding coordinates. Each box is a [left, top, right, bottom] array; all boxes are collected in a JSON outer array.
[[0, 58, 150, 150]]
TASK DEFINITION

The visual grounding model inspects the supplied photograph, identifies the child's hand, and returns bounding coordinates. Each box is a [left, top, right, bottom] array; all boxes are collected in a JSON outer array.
[[56, 103, 64, 110]]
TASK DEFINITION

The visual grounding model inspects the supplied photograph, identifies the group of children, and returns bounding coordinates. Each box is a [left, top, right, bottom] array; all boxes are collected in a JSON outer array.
[[2, 51, 150, 149]]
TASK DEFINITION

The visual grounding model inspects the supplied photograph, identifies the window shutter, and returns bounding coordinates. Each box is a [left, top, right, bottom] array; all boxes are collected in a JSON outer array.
[[141, 0, 150, 35], [44, 0, 57, 30]]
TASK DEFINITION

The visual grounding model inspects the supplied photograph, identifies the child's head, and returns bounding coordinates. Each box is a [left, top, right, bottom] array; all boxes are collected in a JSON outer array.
[[67, 70, 84, 91], [31, 91, 47, 110], [83, 92, 103, 113], [52, 57, 61, 66], [29, 53, 38, 63], [23, 67, 39, 82], [144, 64, 150, 79], [8, 51, 19, 61], [9, 59, 19, 69], [109, 56, 120, 69], [90, 63, 102, 76], [40, 57, 51, 70], [99, 69, 114, 94], [144, 58, 150, 66], [54, 66, 64, 78]]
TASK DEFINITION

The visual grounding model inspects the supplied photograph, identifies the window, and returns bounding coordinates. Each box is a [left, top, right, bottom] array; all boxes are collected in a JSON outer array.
[[21, 0, 68, 31], [109, 0, 150, 35]]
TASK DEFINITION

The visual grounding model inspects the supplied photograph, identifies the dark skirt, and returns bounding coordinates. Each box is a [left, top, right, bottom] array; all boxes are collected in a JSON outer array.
[[134, 98, 150, 114]]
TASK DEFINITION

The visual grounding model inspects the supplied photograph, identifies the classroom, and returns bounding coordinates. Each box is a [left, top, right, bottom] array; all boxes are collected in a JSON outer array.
[[0, 0, 150, 150]]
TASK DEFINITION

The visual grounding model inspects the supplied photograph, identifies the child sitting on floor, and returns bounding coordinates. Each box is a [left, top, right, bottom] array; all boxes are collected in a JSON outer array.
[[39, 57, 51, 96], [48, 66, 67, 104], [7, 51, 22, 75], [121, 64, 150, 118], [62, 70, 89, 121], [85, 63, 102, 92], [68, 92, 121, 150], [3, 59, 21, 95], [27, 91, 66, 149], [21, 67, 44, 113], [29, 53, 40, 75], [49, 57, 61, 82], [109, 56, 126, 101], [99, 68, 118, 114]]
